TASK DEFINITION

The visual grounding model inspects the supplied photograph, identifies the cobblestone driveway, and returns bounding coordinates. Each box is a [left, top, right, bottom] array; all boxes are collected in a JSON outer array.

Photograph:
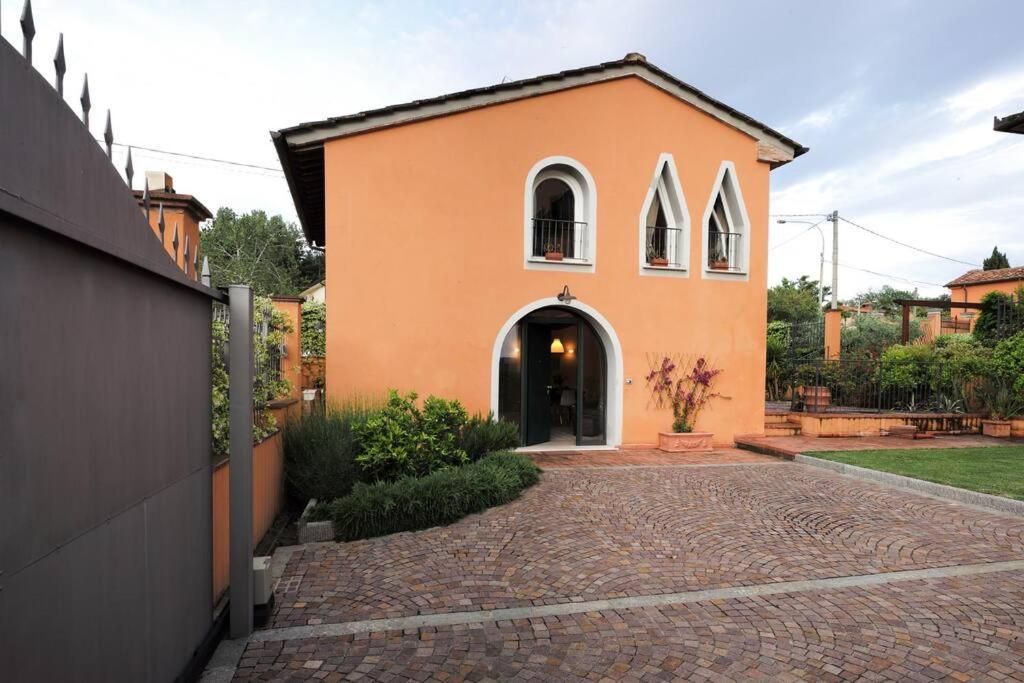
[[233, 460, 1024, 681]]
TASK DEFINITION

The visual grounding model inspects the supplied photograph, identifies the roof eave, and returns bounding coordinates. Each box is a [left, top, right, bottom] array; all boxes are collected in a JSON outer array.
[[994, 110, 1024, 134]]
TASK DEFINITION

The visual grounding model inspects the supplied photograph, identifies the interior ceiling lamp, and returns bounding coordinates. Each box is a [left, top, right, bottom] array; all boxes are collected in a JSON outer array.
[[550, 338, 565, 354]]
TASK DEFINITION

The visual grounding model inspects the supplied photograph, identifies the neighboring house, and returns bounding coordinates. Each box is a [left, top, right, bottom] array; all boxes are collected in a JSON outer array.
[[273, 53, 806, 448], [300, 280, 326, 303], [994, 109, 1024, 135], [133, 171, 212, 276], [946, 267, 1024, 320]]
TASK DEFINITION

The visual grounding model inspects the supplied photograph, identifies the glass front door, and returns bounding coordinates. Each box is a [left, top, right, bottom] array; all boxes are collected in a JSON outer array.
[[498, 307, 606, 447]]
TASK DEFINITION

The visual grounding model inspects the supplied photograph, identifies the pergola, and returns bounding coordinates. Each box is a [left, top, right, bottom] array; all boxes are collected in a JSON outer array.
[[893, 299, 984, 343]]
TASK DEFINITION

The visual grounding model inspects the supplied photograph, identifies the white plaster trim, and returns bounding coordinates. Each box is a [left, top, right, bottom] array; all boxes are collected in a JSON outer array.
[[700, 161, 750, 282], [283, 66, 800, 162], [523, 156, 597, 273], [638, 153, 690, 279], [490, 297, 623, 447]]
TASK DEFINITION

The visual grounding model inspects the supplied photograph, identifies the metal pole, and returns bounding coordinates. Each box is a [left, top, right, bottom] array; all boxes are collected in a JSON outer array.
[[816, 226, 825, 306], [228, 285, 254, 639], [830, 210, 839, 310]]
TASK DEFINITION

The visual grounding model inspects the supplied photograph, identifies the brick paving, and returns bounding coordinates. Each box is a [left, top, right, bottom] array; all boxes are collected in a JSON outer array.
[[529, 448, 776, 468], [233, 460, 1024, 681], [236, 570, 1024, 681]]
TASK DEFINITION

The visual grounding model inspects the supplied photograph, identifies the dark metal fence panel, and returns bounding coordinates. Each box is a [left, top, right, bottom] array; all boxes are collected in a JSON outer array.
[[0, 31, 218, 682], [995, 296, 1024, 340], [787, 359, 973, 413], [787, 319, 825, 360]]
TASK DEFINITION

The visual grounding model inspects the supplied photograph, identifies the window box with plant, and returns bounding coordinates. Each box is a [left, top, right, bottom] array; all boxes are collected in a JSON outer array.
[[543, 242, 565, 261], [646, 356, 723, 452]]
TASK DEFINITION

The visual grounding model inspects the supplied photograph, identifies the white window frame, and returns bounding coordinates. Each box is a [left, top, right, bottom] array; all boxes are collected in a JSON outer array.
[[638, 153, 690, 278], [523, 156, 597, 273], [701, 161, 750, 281]]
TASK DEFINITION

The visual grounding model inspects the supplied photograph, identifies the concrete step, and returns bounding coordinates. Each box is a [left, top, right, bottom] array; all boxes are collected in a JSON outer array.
[[764, 412, 797, 426], [764, 425, 801, 437]]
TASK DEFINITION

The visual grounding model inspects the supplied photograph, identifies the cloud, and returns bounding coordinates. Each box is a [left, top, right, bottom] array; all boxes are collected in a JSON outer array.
[[771, 64, 1024, 298]]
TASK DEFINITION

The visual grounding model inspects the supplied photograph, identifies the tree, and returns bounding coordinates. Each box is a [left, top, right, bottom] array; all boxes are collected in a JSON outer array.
[[983, 246, 1010, 270], [767, 276, 827, 323], [297, 249, 325, 292], [200, 208, 320, 296], [848, 285, 919, 317]]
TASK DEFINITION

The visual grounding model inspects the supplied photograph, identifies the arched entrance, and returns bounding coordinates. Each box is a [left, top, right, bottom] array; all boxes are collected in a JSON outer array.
[[491, 299, 623, 448]]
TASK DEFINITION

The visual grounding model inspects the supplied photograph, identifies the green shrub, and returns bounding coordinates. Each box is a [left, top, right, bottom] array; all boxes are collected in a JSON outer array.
[[973, 291, 1016, 346], [283, 398, 380, 504], [878, 344, 936, 392], [211, 296, 293, 460], [355, 390, 469, 481], [300, 300, 326, 357], [314, 453, 541, 540], [841, 315, 920, 359], [991, 330, 1024, 399], [932, 335, 991, 406], [461, 413, 520, 460]]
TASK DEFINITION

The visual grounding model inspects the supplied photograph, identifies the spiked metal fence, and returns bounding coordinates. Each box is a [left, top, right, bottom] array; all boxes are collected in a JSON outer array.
[[1, 3, 256, 678]]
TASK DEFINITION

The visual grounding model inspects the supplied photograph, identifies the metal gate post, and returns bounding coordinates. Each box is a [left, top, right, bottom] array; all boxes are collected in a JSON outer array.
[[229, 285, 254, 639]]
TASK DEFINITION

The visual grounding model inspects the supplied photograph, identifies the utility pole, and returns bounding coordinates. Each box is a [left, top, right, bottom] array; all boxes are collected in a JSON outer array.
[[830, 210, 839, 310]]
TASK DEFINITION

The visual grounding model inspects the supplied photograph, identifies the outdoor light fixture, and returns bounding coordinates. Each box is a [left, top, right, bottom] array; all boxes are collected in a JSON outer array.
[[550, 338, 565, 354], [556, 285, 576, 303]]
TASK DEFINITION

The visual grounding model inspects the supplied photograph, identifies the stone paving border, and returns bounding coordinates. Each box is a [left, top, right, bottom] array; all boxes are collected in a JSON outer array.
[[248, 558, 1024, 644], [541, 460, 787, 471], [795, 453, 1024, 517]]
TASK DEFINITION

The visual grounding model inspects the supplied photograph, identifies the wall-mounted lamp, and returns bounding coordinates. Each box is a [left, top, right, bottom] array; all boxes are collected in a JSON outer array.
[[550, 338, 565, 354], [556, 285, 576, 303]]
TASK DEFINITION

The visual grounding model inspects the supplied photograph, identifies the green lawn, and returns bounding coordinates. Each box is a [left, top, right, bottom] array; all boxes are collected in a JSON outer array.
[[807, 447, 1024, 501]]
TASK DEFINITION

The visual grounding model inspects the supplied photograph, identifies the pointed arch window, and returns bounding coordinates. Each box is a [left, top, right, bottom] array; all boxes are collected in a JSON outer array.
[[702, 162, 749, 277], [638, 154, 689, 275]]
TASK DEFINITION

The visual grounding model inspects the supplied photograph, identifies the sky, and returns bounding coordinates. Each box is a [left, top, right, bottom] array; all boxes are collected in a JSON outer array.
[[5, 0, 1024, 298]]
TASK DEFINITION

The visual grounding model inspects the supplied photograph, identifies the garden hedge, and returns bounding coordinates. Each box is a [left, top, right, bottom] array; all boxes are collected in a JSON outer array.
[[313, 452, 541, 541]]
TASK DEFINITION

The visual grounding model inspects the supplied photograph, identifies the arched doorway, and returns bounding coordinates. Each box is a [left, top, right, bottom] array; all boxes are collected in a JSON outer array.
[[491, 299, 623, 448]]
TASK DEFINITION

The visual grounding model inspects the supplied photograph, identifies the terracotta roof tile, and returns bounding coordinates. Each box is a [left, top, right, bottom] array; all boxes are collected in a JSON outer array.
[[945, 266, 1024, 287]]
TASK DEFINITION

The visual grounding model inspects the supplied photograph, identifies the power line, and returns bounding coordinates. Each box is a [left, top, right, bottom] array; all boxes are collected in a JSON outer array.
[[839, 216, 980, 268], [106, 141, 285, 175], [824, 259, 946, 289]]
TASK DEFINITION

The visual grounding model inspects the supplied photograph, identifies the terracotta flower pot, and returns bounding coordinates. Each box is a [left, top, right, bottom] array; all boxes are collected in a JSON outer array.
[[658, 431, 714, 452], [982, 419, 1011, 438], [649, 257, 669, 267], [802, 385, 831, 413], [710, 260, 730, 270], [545, 251, 564, 261]]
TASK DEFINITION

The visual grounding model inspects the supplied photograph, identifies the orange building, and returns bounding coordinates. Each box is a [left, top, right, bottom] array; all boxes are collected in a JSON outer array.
[[946, 267, 1024, 321], [273, 54, 806, 448], [133, 171, 212, 278]]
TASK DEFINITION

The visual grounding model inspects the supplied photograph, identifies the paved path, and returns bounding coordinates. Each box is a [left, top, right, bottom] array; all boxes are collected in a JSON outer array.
[[230, 457, 1024, 681]]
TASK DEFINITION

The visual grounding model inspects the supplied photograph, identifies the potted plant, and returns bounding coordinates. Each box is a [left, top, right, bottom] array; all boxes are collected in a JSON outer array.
[[978, 378, 1023, 438], [645, 356, 723, 452], [544, 242, 564, 261], [647, 246, 668, 267], [710, 258, 730, 271]]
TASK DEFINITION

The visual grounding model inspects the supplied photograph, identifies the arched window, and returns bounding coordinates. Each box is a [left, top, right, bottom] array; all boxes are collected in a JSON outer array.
[[702, 161, 750, 278], [524, 157, 596, 270], [532, 178, 577, 258], [638, 154, 689, 275]]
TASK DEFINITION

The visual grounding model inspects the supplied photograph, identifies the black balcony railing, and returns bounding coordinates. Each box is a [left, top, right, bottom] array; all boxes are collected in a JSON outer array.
[[645, 226, 683, 267], [532, 218, 588, 261], [708, 230, 742, 270]]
